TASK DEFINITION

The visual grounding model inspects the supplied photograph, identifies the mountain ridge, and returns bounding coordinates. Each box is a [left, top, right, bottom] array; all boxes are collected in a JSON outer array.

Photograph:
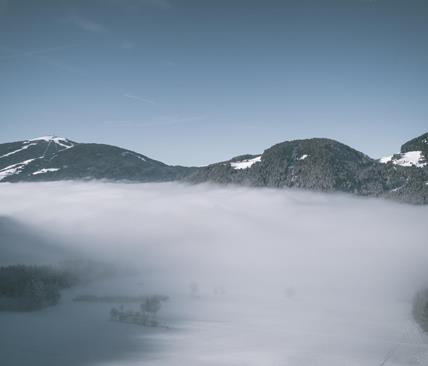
[[0, 133, 427, 204], [0, 136, 195, 183]]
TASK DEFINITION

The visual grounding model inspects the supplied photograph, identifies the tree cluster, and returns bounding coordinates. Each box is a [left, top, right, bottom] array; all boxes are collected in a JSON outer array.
[[110, 295, 168, 327], [0, 265, 79, 311]]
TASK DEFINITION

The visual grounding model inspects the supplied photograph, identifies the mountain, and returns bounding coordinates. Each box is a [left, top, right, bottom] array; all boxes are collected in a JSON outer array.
[[0, 134, 427, 204], [0, 136, 195, 182], [186, 135, 428, 204]]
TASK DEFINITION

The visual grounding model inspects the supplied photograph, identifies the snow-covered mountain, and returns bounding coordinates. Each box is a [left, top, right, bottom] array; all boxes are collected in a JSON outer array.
[[0, 136, 194, 182], [0, 136, 74, 181], [0, 133, 427, 204]]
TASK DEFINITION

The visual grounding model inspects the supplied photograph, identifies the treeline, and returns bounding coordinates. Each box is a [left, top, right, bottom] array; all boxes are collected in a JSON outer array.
[[73, 295, 163, 303], [0, 265, 79, 311]]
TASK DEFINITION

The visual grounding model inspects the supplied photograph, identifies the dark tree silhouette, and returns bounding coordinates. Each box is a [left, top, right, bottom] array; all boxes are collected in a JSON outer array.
[[141, 296, 162, 317], [0, 265, 78, 311]]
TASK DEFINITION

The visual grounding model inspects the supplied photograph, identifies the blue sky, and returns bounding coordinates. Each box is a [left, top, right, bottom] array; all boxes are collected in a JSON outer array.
[[0, 0, 427, 165]]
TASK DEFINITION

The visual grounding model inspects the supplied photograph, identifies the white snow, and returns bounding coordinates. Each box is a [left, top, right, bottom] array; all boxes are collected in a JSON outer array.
[[30, 135, 62, 142], [230, 156, 261, 170], [0, 159, 36, 181], [0, 143, 37, 159], [29, 136, 74, 149], [380, 151, 426, 168], [380, 155, 393, 164], [393, 151, 426, 168], [122, 151, 146, 161], [298, 154, 308, 160], [32, 168, 60, 175], [137, 155, 146, 162]]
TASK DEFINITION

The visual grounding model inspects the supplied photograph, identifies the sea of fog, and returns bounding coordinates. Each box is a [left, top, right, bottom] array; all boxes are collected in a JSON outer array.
[[0, 182, 428, 366]]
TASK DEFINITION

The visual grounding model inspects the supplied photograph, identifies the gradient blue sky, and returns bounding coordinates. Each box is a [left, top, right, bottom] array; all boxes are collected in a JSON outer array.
[[0, 0, 427, 165]]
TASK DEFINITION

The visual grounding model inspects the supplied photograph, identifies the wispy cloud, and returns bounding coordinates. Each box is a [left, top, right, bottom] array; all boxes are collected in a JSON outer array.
[[0, 43, 87, 77], [103, 114, 207, 127], [121, 40, 135, 49], [102, 121, 134, 127], [161, 59, 176, 67], [68, 15, 107, 33], [123, 93, 156, 105], [0, 44, 78, 61], [39, 57, 88, 77]]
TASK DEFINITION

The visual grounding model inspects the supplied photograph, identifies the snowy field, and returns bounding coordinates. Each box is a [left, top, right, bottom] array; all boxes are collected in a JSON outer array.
[[1, 182, 428, 366]]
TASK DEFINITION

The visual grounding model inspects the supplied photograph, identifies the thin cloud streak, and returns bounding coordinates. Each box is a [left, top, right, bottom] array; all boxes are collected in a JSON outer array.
[[103, 114, 207, 127], [0, 43, 88, 78], [121, 40, 135, 49], [68, 14, 107, 33], [0, 44, 78, 61], [123, 93, 156, 105]]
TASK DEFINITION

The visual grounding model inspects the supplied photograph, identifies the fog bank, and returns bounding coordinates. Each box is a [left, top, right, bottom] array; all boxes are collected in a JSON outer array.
[[0, 182, 427, 296], [1, 182, 428, 365]]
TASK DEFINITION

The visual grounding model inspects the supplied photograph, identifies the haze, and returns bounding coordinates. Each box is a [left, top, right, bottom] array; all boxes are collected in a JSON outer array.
[[1, 182, 428, 365]]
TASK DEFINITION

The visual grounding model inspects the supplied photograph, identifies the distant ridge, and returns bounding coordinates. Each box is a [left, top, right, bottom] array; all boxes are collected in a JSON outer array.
[[0, 136, 194, 183], [0, 133, 427, 204]]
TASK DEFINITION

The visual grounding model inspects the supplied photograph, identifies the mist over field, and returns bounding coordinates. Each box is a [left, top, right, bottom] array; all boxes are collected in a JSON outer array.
[[1, 182, 428, 365]]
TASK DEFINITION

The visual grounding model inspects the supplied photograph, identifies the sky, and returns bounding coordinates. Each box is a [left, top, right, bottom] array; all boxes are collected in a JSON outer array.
[[0, 0, 427, 166]]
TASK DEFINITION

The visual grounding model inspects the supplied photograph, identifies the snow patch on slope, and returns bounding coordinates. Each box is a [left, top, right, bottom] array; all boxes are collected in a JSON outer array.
[[32, 168, 60, 175], [298, 154, 309, 160], [394, 151, 427, 167], [380, 155, 393, 164], [230, 156, 261, 170], [0, 159, 36, 181], [380, 151, 426, 168], [0, 143, 38, 159], [121, 151, 146, 162]]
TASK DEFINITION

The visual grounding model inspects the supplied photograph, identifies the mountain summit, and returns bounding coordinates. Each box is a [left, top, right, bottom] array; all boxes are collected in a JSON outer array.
[[0, 136, 193, 182], [186, 135, 428, 204]]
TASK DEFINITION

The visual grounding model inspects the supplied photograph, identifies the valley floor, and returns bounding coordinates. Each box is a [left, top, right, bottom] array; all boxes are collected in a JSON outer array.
[[1, 279, 428, 366]]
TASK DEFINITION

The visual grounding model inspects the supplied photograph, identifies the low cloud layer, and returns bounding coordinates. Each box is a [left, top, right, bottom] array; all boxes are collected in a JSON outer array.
[[1, 182, 428, 365], [0, 182, 427, 294]]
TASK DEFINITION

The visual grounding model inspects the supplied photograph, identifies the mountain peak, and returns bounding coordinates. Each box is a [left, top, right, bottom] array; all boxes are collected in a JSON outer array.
[[28, 136, 75, 149], [29, 135, 64, 141]]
